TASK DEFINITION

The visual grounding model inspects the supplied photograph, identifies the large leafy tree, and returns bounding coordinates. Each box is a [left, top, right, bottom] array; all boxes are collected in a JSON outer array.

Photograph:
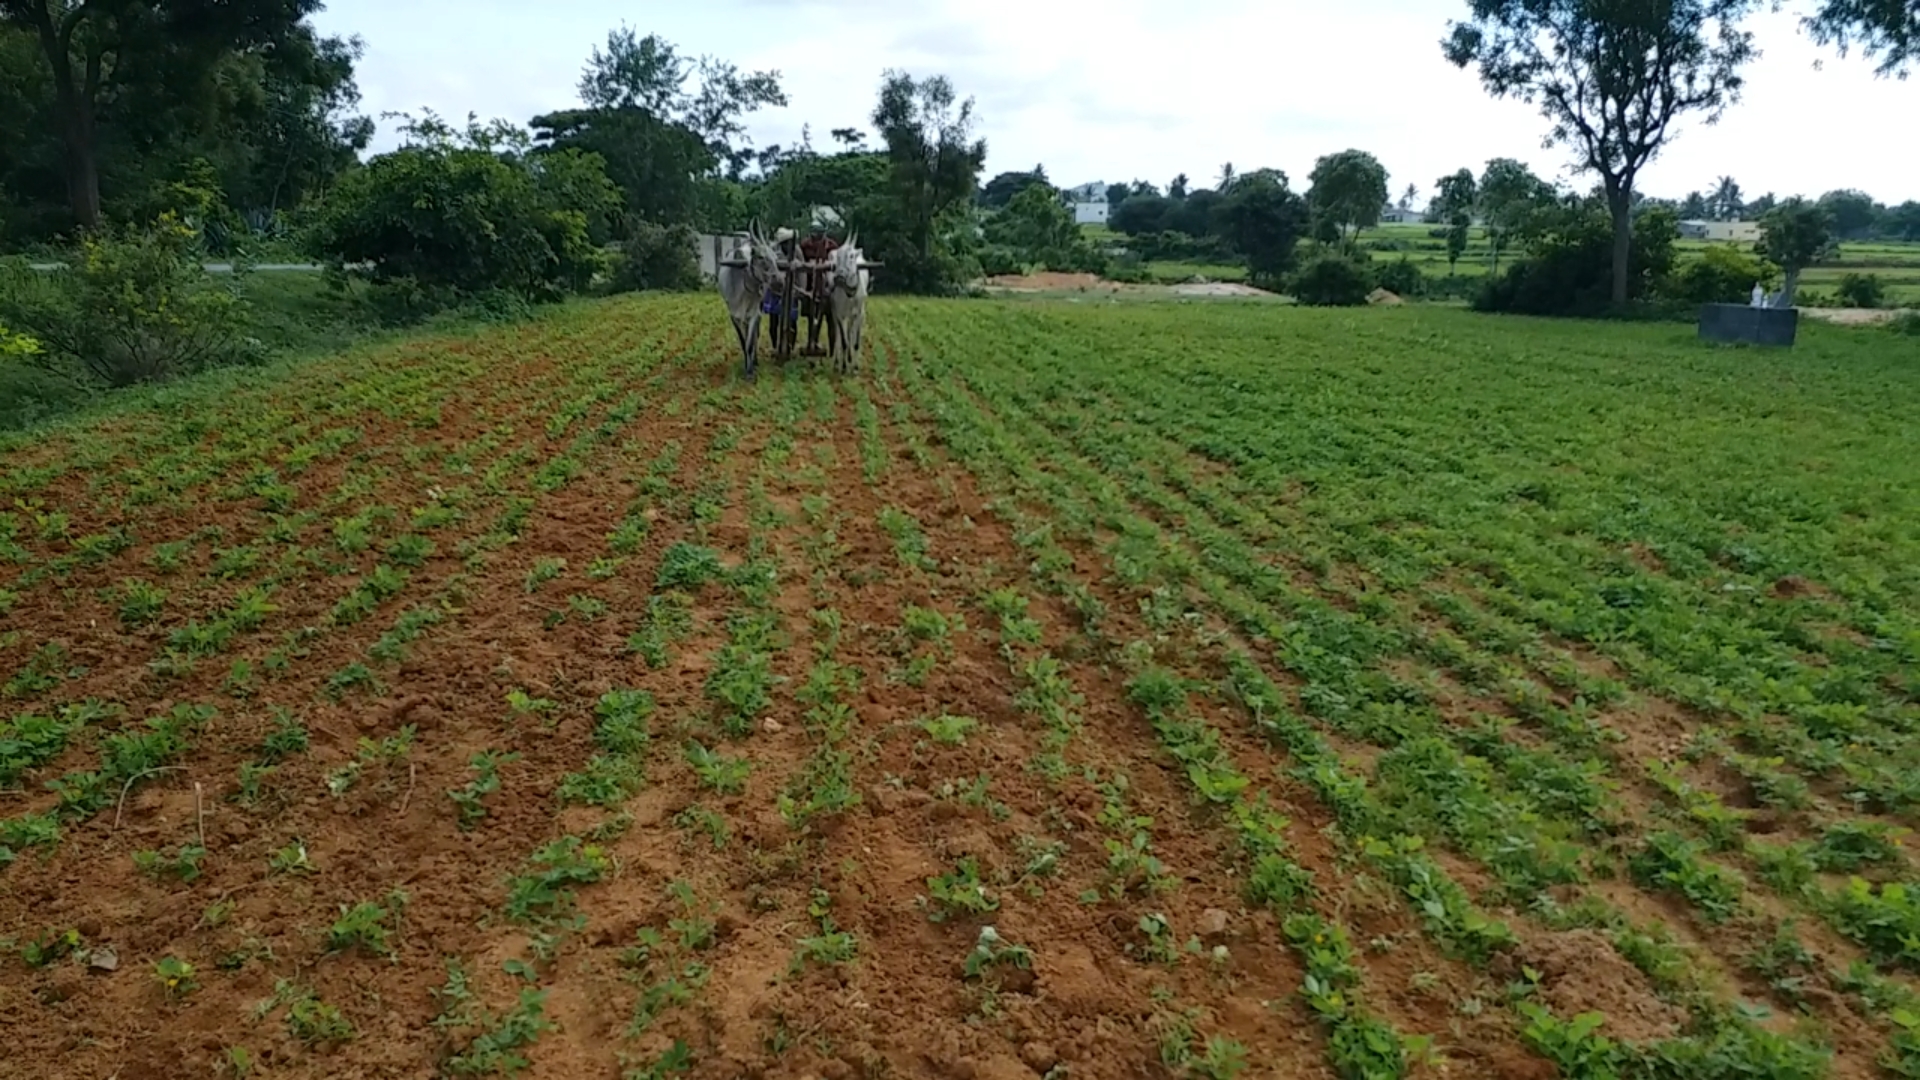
[[1434, 168, 1478, 272], [1213, 168, 1310, 288], [0, 0, 331, 228], [1755, 197, 1835, 304], [1477, 157, 1557, 272], [978, 166, 1049, 209], [1816, 188, 1879, 237], [308, 111, 621, 304], [1306, 149, 1388, 254], [1444, 0, 1759, 306], [530, 107, 712, 231], [577, 26, 785, 177], [869, 70, 987, 294], [1804, 0, 1918, 75]]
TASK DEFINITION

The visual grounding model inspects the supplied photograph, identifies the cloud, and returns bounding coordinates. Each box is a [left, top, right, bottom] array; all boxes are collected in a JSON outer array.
[[312, 0, 1918, 203]]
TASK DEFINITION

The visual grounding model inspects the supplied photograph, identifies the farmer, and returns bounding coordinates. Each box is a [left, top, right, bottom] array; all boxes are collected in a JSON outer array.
[[798, 227, 841, 354], [762, 228, 802, 353]]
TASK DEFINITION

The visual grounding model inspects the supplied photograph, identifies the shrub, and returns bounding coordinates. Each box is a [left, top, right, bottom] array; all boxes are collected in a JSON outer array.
[[307, 115, 619, 310], [978, 245, 1024, 278], [0, 215, 261, 388], [608, 221, 701, 293], [1889, 311, 1920, 336], [1834, 273, 1887, 309], [1373, 257, 1426, 298], [1290, 254, 1372, 306], [1667, 245, 1771, 305], [1475, 201, 1678, 317]]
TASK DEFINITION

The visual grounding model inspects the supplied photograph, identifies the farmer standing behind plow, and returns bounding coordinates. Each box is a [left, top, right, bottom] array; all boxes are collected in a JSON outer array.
[[799, 227, 841, 355]]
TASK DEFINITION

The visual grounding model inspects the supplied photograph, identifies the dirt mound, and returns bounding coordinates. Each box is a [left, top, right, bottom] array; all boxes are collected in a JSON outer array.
[[1367, 288, 1405, 306], [1518, 929, 1686, 1042]]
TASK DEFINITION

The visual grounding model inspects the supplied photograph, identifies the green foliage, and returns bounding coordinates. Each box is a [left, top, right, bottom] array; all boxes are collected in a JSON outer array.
[[1476, 200, 1681, 315], [307, 113, 619, 311], [1373, 257, 1425, 298], [1828, 878, 1920, 968], [1212, 169, 1310, 288], [1835, 272, 1887, 308], [1667, 243, 1773, 304], [924, 858, 999, 922], [0, 216, 262, 388], [1307, 149, 1390, 252], [1756, 198, 1837, 304], [1290, 254, 1373, 307], [504, 837, 610, 924], [607, 221, 702, 293], [1628, 832, 1744, 923]]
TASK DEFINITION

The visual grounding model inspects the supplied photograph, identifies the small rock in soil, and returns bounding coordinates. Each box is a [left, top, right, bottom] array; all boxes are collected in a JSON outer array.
[[1198, 908, 1231, 938], [1020, 1042, 1057, 1075], [86, 946, 119, 972], [762, 717, 784, 734]]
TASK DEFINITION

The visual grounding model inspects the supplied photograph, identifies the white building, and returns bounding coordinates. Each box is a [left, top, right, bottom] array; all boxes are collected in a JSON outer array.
[[1073, 202, 1110, 225], [1679, 220, 1761, 242], [1379, 205, 1423, 225]]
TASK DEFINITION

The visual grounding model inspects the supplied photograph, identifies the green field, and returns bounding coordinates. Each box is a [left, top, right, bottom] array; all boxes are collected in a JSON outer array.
[[1094, 219, 1920, 304], [3, 296, 1918, 1078]]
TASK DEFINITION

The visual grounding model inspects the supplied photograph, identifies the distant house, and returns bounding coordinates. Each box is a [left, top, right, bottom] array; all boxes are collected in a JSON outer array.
[[1062, 181, 1108, 203], [1379, 205, 1422, 225], [1073, 202, 1110, 225], [1679, 220, 1761, 243]]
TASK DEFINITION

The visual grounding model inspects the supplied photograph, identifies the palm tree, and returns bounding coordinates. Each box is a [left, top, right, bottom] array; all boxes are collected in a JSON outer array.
[[1710, 176, 1744, 220]]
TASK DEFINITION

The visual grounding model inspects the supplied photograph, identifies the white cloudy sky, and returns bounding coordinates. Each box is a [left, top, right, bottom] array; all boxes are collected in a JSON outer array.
[[310, 0, 1916, 205]]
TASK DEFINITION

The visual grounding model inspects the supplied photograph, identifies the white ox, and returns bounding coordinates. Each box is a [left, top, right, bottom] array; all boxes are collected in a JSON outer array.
[[825, 234, 869, 375], [717, 223, 782, 380]]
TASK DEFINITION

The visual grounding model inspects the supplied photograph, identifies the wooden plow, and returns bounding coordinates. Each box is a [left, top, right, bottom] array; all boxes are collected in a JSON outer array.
[[719, 248, 882, 364]]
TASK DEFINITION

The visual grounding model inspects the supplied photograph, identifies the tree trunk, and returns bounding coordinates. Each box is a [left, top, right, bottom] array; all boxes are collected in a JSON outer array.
[[58, 91, 102, 229], [1607, 184, 1633, 308], [29, 3, 104, 230], [1781, 267, 1801, 308]]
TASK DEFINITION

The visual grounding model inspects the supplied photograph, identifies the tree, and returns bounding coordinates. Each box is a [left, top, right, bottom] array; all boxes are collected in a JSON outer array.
[[0, 0, 332, 228], [530, 107, 713, 231], [1478, 157, 1556, 273], [1476, 195, 1679, 314], [1445, 0, 1759, 306], [1817, 188, 1878, 237], [1306, 149, 1388, 254], [1746, 191, 1777, 215], [1885, 200, 1920, 241], [1169, 173, 1189, 200], [986, 182, 1096, 271], [1679, 190, 1709, 218], [1755, 197, 1835, 305], [1109, 194, 1172, 236], [1217, 163, 1236, 194], [979, 167, 1049, 209], [308, 112, 621, 306], [578, 26, 786, 176], [1401, 183, 1420, 210], [1804, 0, 1920, 76], [1710, 175, 1743, 219], [1105, 182, 1129, 208], [869, 70, 987, 294], [1434, 168, 1478, 273], [1213, 168, 1310, 288]]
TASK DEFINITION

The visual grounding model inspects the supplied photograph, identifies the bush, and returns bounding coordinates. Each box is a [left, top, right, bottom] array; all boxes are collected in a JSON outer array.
[[1475, 201, 1678, 317], [1889, 311, 1920, 336], [978, 246, 1024, 278], [1666, 245, 1771, 305], [1290, 254, 1372, 306], [0, 215, 261, 389], [1835, 273, 1887, 309], [308, 119, 619, 311], [1373, 257, 1426, 298], [608, 222, 701, 293]]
